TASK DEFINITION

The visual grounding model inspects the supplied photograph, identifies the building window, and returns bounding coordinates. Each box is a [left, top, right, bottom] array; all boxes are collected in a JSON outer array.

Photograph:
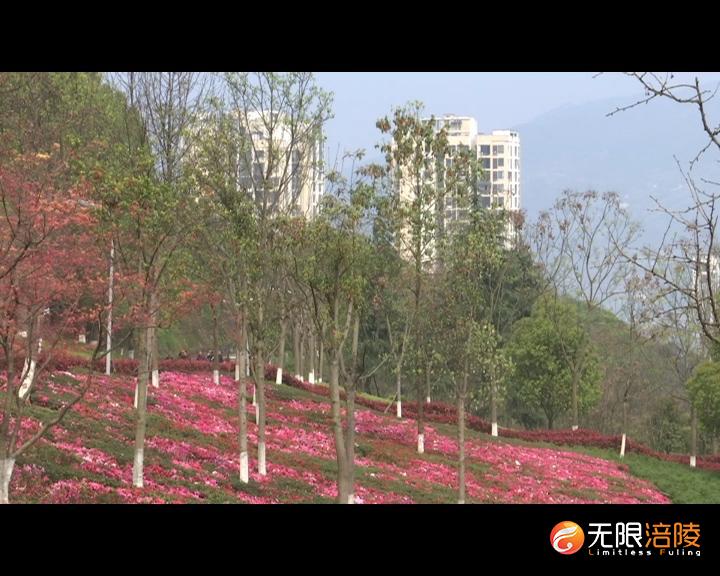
[[479, 145, 490, 156], [481, 158, 490, 169], [493, 171, 503, 181], [493, 158, 504, 169], [492, 145, 504, 155]]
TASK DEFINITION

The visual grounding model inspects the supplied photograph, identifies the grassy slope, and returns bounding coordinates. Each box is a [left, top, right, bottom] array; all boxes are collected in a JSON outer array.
[[4, 369, 716, 504]]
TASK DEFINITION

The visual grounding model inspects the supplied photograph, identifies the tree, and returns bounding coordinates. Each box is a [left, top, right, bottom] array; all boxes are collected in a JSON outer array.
[[687, 361, 720, 448], [0, 149, 106, 503], [298, 160, 375, 503], [0, 73, 132, 503], [653, 275, 706, 466], [105, 72, 209, 488], [507, 297, 601, 429], [607, 72, 720, 464], [609, 73, 720, 348], [615, 271, 658, 457], [529, 190, 639, 429], [219, 72, 332, 476], [375, 102, 476, 453], [437, 208, 509, 502]]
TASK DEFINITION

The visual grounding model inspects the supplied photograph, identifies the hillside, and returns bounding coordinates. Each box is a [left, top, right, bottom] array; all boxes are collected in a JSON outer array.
[[514, 95, 720, 246], [5, 366, 686, 504]]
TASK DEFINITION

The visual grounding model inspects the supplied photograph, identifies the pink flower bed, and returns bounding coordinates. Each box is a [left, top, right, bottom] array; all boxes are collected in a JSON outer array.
[[7, 368, 673, 504]]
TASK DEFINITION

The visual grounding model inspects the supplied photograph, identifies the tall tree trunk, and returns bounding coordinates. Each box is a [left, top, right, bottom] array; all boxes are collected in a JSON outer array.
[[150, 290, 160, 389], [308, 329, 316, 384], [344, 387, 356, 504], [254, 303, 267, 475], [293, 318, 301, 378], [299, 328, 306, 382], [132, 319, 151, 487], [343, 314, 360, 503], [106, 239, 114, 376], [395, 363, 403, 419], [0, 457, 14, 504], [318, 338, 324, 384], [458, 386, 466, 504], [394, 323, 410, 419], [490, 373, 498, 437], [690, 405, 697, 468], [571, 367, 579, 431], [237, 312, 249, 483], [425, 365, 431, 404], [620, 395, 628, 458], [329, 354, 349, 503], [19, 317, 40, 400], [417, 369, 425, 453], [713, 436, 718, 457], [212, 303, 220, 385], [276, 317, 287, 384]]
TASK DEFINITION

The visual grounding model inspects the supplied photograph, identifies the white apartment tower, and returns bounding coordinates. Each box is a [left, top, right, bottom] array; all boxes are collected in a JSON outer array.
[[435, 115, 521, 225], [192, 110, 325, 219], [241, 111, 325, 219]]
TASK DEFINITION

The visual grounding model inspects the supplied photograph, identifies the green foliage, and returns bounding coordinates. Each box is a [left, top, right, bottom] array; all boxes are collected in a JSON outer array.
[[507, 296, 601, 428], [467, 322, 512, 414], [648, 398, 688, 454], [687, 361, 720, 436]]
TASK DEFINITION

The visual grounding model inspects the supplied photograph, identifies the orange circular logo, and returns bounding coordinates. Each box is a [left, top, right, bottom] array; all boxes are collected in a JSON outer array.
[[550, 521, 585, 555]]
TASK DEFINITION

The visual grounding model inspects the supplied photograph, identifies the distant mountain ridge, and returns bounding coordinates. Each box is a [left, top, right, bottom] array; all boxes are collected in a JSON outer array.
[[513, 95, 719, 244]]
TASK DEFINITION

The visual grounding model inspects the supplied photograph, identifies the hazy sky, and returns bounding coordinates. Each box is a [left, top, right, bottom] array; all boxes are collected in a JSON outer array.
[[315, 72, 720, 162]]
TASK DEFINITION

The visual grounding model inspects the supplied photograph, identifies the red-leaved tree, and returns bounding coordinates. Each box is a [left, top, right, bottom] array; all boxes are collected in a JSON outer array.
[[0, 150, 106, 503]]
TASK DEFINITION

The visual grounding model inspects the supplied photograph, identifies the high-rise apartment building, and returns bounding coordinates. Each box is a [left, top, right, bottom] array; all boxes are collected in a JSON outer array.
[[240, 112, 325, 218], [192, 110, 325, 218], [435, 115, 521, 226], [393, 114, 521, 264]]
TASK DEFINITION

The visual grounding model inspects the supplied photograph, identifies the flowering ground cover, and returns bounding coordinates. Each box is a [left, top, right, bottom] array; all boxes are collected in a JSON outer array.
[[264, 365, 720, 473], [6, 368, 673, 504]]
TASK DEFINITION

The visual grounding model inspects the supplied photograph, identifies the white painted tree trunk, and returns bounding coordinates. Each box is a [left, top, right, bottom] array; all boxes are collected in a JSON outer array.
[[235, 361, 240, 382], [417, 433, 424, 454], [491, 422, 498, 437], [134, 383, 138, 408], [308, 370, 315, 385], [690, 455, 697, 468], [426, 396, 431, 404], [19, 358, 36, 399], [458, 498, 465, 504], [318, 377, 323, 384], [106, 240, 114, 376], [275, 367, 283, 385], [240, 451, 249, 483], [571, 425, 578, 431], [620, 433, 626, 458], [396, 400, 402, 419], [79, 334, 86, 344], [213, 369, 220, 385], [133, 448, 144, 488], [258, 441, 266, 475], [0, 458, 14, 504], [346, 493, 355, 504], [129, 349, 135, 360], [151, 369, 159, 389], [252, 385, 257, 406]]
